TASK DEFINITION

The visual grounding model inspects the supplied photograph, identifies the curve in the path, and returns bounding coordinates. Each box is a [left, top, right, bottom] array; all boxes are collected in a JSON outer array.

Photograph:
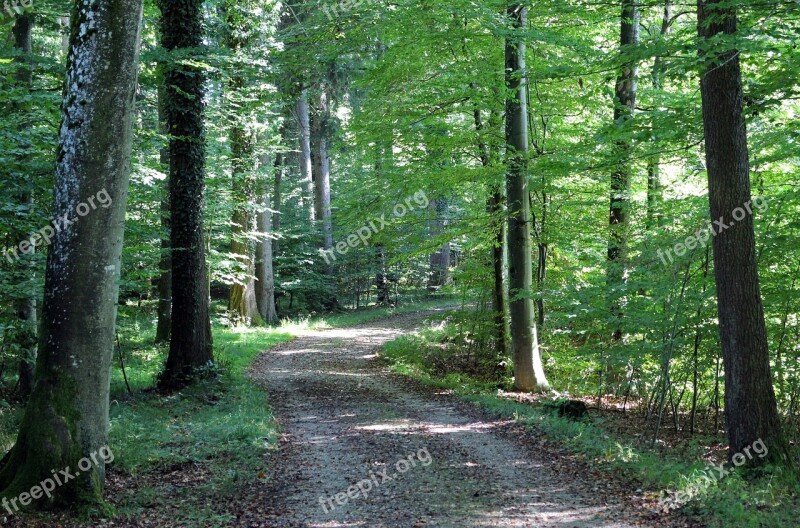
[[246, 310, 657, 528]]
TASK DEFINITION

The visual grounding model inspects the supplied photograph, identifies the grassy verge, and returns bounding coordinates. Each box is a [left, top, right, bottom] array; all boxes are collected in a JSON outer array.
[[0, 295, 456, 524], [380, 316, 799, 528]]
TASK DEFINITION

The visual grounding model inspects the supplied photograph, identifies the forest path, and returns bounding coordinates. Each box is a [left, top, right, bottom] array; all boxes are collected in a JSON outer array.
[[240, 308, 681, 528]]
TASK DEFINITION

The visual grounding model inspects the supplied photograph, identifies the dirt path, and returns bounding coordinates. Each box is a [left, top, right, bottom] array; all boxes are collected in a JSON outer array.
[[240, 309, 689, 528]]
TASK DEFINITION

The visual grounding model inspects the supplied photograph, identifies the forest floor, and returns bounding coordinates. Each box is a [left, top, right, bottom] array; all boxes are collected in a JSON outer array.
[[4, 308, 704, 527], [237, 309, 698, 527]]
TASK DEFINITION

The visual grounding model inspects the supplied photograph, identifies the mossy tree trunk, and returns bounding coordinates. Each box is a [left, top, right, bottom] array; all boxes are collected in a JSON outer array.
[[228, 125, 262, 326], [158, 0, 214, 389], [223, 2, 262, 326], [0, 0, 143, 507]]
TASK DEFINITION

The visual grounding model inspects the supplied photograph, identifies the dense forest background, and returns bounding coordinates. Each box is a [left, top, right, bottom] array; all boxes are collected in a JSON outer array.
[[0, 0, 799, 525]]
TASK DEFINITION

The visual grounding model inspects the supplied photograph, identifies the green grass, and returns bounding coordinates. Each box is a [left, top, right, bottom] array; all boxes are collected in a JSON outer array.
[[0, 296, 455, 524], [380, 320, 800, 528], [104, 309, 293, 524]]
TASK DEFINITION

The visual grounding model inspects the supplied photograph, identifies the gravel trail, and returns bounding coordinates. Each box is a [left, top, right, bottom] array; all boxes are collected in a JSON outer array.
[[243, 309, 684, 528]]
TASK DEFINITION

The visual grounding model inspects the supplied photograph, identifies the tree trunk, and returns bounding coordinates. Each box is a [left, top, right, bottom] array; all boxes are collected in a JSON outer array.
[[228, 125, 262, 326], [295, 89, 315, 221], [273, 150, 283, 256], [255, 156, 278, 324], [427, 198, 451, 290], [0, 0, 143, 506], [155, 85, 172, 344], [311, 89, 333, 264], [159, 0, 214, 389], [697, 0, 788, 465], [505, 4, 548, 392], [607, 0, 639, 343], [474, 100, 507, 355], [646, 0, 672, 230]]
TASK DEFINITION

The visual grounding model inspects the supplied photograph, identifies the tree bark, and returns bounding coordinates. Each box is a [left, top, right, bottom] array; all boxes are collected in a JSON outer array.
[[427, 198, 451, 291], [0, 0, 143, 506], [474, 100, 507, 355], [255, 156, 278, 324], [697, 0, 788, 465], [505, 4, 548, 392], [646, 0, 672, 230], [273, 149, 283, 256], [607, 0, 639, 345], [228, 125, 262, 326], [311, 88, 334, 268], [295, 89, 315, 222], [159, 0, 214, 389]]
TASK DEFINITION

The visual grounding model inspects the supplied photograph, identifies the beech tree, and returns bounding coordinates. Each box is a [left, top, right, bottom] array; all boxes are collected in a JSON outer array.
[[0, 0, 143, 504], [505, 3, 548, 392]]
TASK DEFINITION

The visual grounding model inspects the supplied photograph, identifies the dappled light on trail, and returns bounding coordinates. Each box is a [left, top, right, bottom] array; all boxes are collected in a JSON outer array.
[[244, 311, 670, 527]]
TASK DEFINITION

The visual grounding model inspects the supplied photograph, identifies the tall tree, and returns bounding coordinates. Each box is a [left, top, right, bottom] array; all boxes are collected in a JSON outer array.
[[607, 0, 639, 345], [0, 0, 143, 504], [505, 4, 549, 392], [311, 85, 333, 266], [697, 0, 788, 464], [255, 154, 278, 324], [646, 0, 672, 230], [159, 0, 214, 389], [224, 2, 262, 326], [427, 197, 451, 290], [295, 89, 316, 222]]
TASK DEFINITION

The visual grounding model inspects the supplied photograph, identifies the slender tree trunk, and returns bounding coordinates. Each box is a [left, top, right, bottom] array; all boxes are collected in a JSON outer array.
[[698, 0, 788, 465], [428, 198, 451, 290], [11, 14, 37, 398], [505, 4, 548, 392], [0, 0, 143, 505], [311, 89, 333, 265], [473, 102, 507, 354], [295, 89, 315, 221], [159, 0, 214, 389], [58, 15, 70, 55], [155, 85, 172, 344], [273, 149, 283, 256], [646, 0, 672, 230], [255, 156, 278, 324], [607, 0, 639, 344]]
